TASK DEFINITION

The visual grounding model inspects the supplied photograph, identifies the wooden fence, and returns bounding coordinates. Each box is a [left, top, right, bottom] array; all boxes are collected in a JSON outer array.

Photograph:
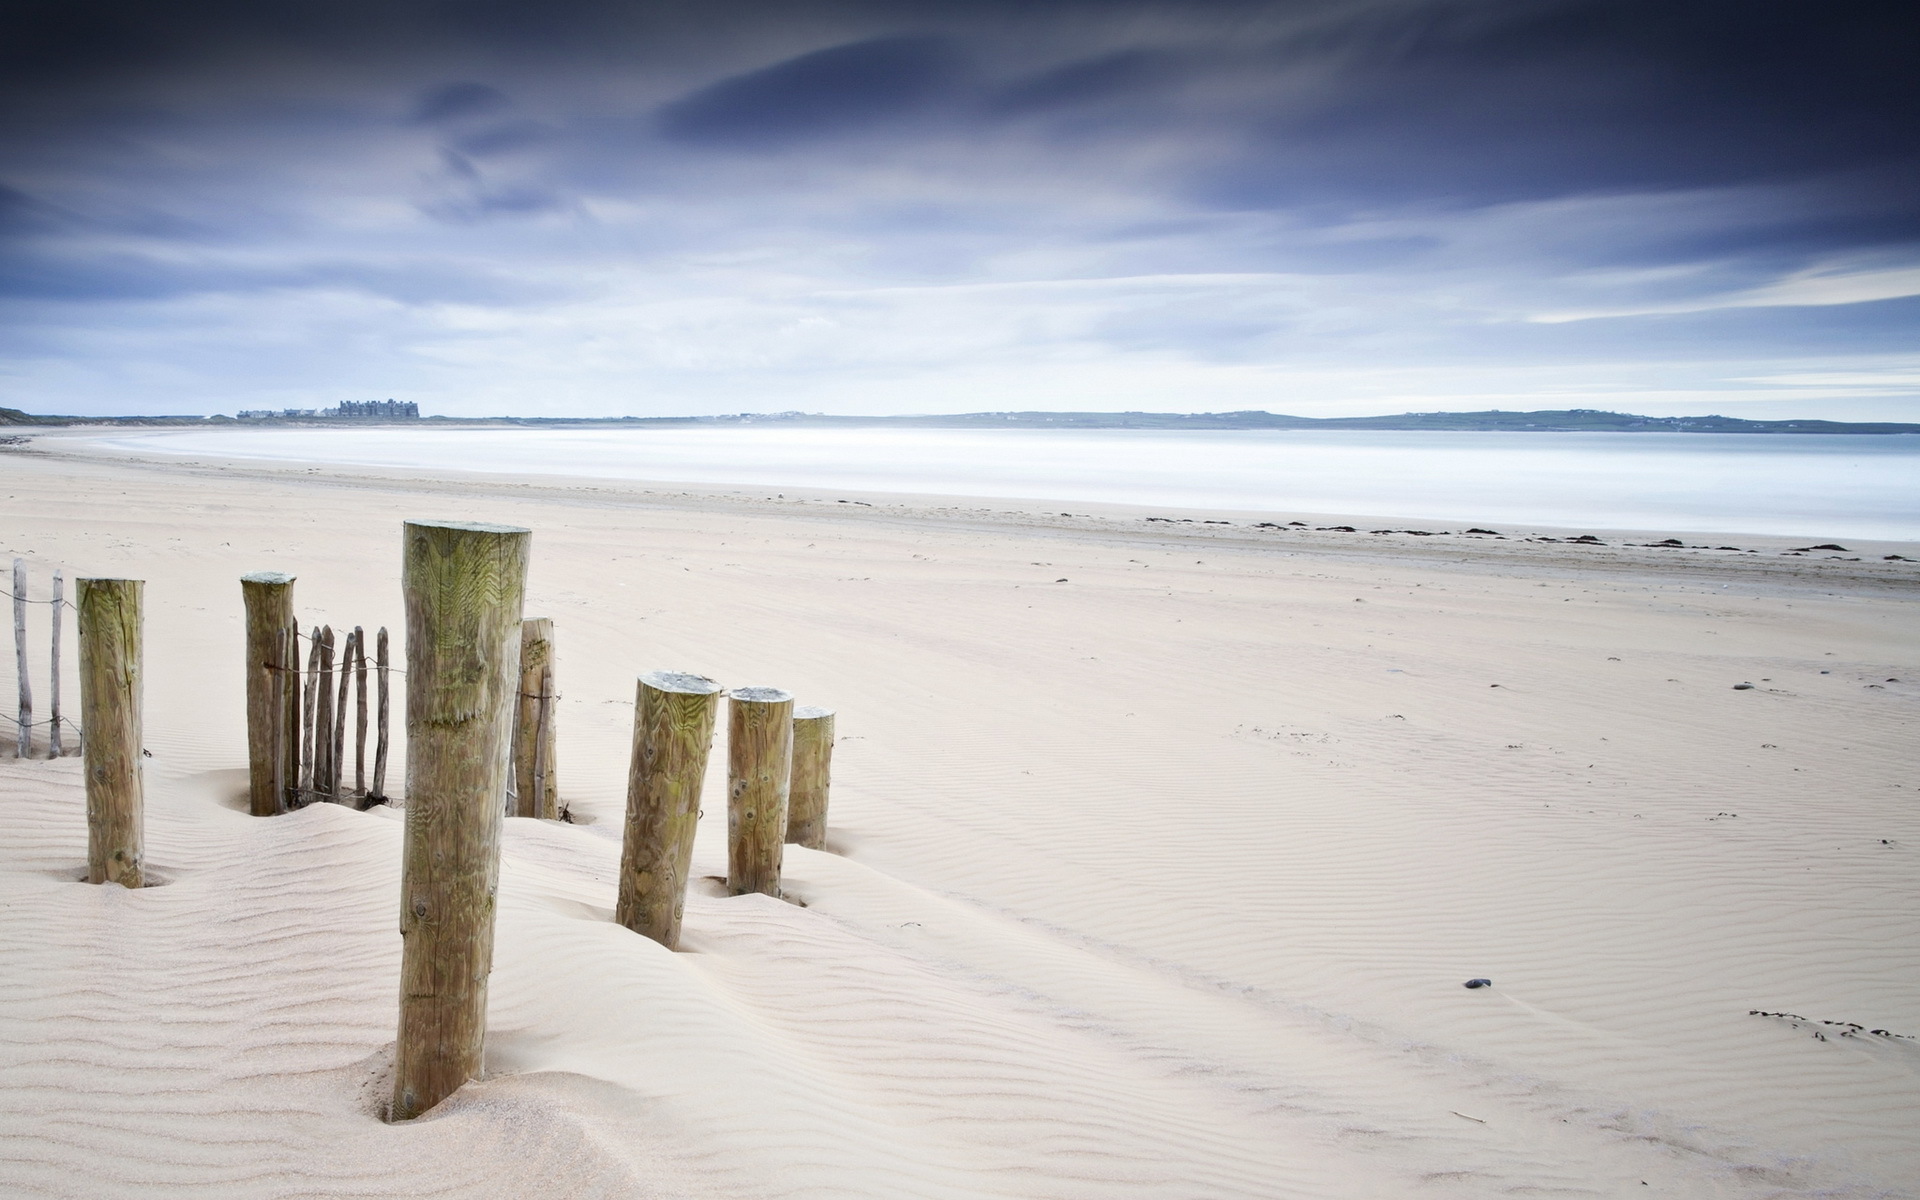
[[7, 558, 77, 759]]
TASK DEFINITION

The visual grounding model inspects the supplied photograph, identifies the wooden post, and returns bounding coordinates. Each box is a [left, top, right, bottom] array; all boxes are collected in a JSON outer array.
[[372, 627, 390, 802], [280, 625, 300, 807], [299, 627, 321, 801], [240, 571, 297, 816], [726, 686, 793, 898], [48, 571, 63, 758], [391, 520, 529, 1123], [787, 706, 835, 849], [331, 627, 352, 802], [353, 626, 368, 801], [77, 578, 143, 888], [512, 618, 557, 819], [316, 626, 335, 796], [12, 559, 29, 758], [616, 671, 722, 947]]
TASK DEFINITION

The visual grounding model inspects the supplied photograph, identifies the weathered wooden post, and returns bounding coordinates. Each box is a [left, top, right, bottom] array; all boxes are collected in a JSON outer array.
[[786, 705, 835, 849], [391, 520, 529, 1123], [315, 626, 336, 796], [372, 627, 390, 802], [331, 627, 352, 802], [616, 671, 722, 947], [727, 686, 793, 898], [353, 626, 368, 800], [49, 570, 63, 758], [240, 571, 297, 816], [77, 578, 143, 888], [512, 617, 557, 819], [13, 559, 30, 758], [300, 627, 321, 799]]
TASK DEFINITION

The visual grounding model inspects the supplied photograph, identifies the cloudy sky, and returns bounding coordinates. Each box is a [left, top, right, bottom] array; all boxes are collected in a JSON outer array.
[[2, 0, 1916, 418]]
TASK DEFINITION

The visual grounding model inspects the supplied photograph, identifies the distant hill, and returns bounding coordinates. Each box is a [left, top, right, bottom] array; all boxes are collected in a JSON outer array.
[[4, 405, 1917, 434]]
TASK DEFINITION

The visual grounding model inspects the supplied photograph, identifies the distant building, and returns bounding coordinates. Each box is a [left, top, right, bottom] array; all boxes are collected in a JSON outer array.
[[237, 400, 419, 420], [331, 399, 419, 419]]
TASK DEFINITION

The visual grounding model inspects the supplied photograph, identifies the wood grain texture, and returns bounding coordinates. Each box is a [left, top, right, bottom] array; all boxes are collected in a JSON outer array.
[[299, 627, 321, 800], [727, 686, 793, 898], [331, 627, 352, 802], [391, 520, 529, 1123], [353, 626, 368, 800], [787, 705, 836, 849], [77, 578, 143, 888], [616, 671, 722, 948], [316, 626, 335, 797], [512, 618, 557, 819], [373, 627, 390, 802], [240, 572, 296, 816]]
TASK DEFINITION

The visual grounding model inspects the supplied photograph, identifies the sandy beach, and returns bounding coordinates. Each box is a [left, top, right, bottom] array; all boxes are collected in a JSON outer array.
[[2, 437, 1916, 1199]]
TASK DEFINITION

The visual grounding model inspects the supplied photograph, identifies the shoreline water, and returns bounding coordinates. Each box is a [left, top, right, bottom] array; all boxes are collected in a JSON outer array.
[[37, 424, 1920, 543]]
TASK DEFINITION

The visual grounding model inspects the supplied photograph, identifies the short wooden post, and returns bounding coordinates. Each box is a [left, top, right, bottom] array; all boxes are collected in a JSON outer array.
[[48, 571, 63, 758], [786, 706, 835, 849], [77, 578, 143, 888], [512, 618, 557, 819], [331, 627, 352, 802], [240, 571, 297, 816], [391, 520, 530, 1123], [353, 626, 368, 800], [726, 686, 793, 898], [372, 627, 390, 802], [299, 627, 321, 800], [616, 671, 722, 947], [12, 559, 30, 758]]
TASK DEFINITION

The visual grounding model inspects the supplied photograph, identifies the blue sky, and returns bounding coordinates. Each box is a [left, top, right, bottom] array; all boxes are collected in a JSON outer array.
[[2, 0, 1916, 418]]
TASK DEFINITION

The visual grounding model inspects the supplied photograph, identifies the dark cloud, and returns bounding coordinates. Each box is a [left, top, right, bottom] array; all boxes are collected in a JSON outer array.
[[658, 35, 965, 148], [414, 82, 512, 124]]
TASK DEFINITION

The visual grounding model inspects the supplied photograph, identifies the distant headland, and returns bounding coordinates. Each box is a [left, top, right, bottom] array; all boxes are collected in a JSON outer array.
[[4, 405, 1917, 434]]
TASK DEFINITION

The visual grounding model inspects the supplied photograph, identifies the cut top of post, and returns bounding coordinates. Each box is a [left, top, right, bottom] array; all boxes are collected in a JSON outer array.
[[794, 704, 835, 720], [239, 571, 297, 585], [642, 671, 724, 696], [406, 520, 532, 535], [729, 686, 794, 704]]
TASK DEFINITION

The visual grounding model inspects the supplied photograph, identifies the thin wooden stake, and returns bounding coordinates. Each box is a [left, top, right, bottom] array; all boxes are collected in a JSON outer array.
[[616, 671, 722, 947], [48, 571, 63, 758], [240, 571, 297, 816], [354, 625, 368, 801], [316, 625, 335, 796], [726, 686, 793, 898], [280, 625, 300, 808], [512, 617, 557, 819], [299, 627, 321, 800], [331, 627, 352, 802], [373, 627, 390, 803], [786, 705, 835, 849], [77, 578, 143, 887], [12, 559, 30, 758], [391, 520, 529, 1123]]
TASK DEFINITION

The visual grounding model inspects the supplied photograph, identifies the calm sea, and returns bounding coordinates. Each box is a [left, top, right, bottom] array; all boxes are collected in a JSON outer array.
[[95, 426, 1920, 541]]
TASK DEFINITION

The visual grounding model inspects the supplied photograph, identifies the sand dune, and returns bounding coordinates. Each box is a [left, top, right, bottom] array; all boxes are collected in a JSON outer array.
[[1, 443, 1915, 1198]]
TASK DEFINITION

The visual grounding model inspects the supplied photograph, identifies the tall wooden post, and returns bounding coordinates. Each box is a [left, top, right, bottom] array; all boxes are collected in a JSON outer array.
[[391, 520, 529, 1123], [12, 559, 29, 758], [299, 627, 321, 801], [77, 578, 143, 888], [353, 626, 368, 800], [372, 627, 390, 802], [512, 618, 557, 819], [786, 705, 835, 849], [240, 571, 297, 816], [48, 571, 63, 758], [331, 627, 352, 802], [727, 686, 793, 898], [315, 626, 336, 796], [616, 671, 722, 947]]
